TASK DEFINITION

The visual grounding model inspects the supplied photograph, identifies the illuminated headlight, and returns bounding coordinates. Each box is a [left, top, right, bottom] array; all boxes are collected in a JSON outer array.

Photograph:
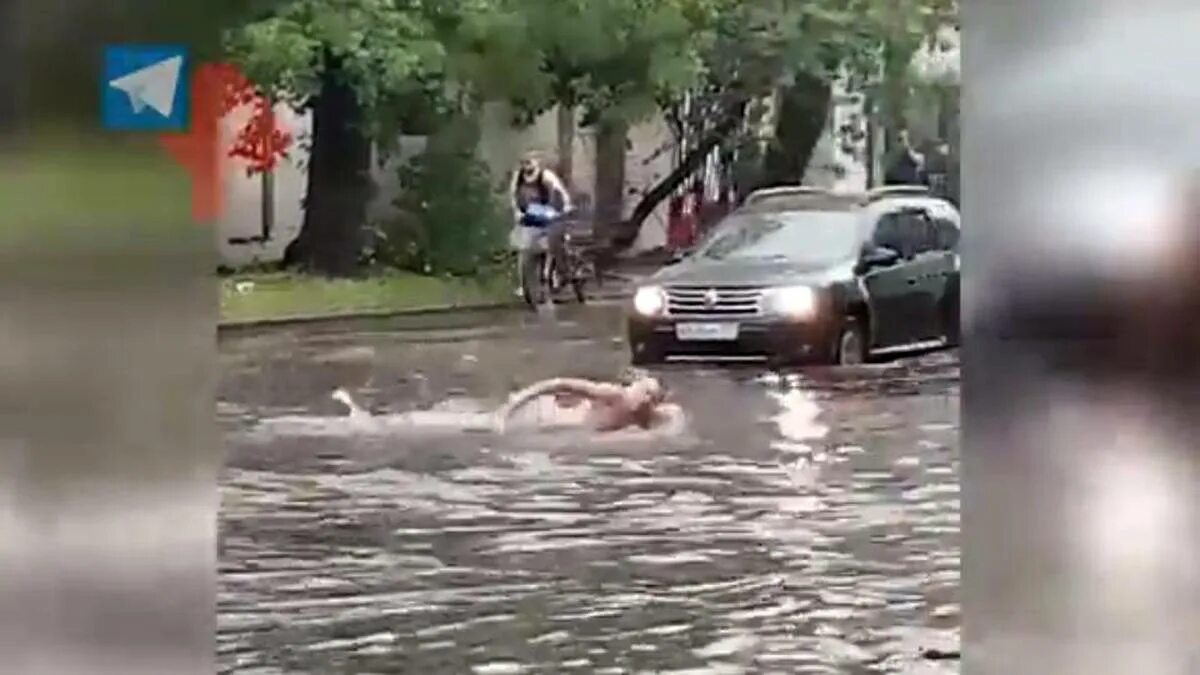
[[767, 285, 817, 318], [633, 286, 668, 317]]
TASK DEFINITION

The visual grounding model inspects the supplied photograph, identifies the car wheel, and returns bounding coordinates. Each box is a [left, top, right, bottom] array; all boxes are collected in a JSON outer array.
[[630, 341, 664, 366], [942, 288, 961, 347], [766, 353, 794, 371], [835, 318, 868, 366]]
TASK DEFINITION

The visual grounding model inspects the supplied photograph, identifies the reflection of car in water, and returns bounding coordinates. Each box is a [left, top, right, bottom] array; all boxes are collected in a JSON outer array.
[[626, 186, 961, 366]]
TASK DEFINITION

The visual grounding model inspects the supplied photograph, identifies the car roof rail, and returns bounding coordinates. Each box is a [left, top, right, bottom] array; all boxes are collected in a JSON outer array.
[[864, 185, 932, 201], [743, 185, 833, 205]]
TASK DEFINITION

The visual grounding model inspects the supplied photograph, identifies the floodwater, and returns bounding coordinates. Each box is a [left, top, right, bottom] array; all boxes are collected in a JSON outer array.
[[218, 306, 960, 674]]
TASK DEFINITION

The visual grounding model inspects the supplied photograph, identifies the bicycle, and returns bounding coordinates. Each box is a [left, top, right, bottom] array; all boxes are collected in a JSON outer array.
[[517, 205, 592, 307]]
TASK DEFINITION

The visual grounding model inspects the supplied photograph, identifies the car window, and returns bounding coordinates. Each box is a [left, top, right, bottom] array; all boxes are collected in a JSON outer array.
[[696, 210, 864, 265], [932, 216, 960, 251], [872, 213, 907, 253], [908, 212, 938, 255], [872, 210, 938, 258]]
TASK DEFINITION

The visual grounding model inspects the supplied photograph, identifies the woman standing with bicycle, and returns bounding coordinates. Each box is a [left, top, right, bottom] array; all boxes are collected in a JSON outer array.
[[509, 151, 573, 296]]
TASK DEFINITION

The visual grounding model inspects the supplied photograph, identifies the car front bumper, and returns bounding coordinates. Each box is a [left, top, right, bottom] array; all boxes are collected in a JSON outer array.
[[627, 314, 839, 363]]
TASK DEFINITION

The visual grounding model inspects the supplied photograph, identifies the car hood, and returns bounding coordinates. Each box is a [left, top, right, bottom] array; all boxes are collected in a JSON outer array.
[[649, 256, 853, 287]]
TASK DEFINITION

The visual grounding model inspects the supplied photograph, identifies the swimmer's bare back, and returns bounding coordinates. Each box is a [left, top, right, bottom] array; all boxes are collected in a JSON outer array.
[[495, 377, 668, 433]]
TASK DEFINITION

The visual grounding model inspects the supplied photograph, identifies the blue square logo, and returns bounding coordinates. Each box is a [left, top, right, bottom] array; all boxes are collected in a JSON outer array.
[[102, 44, 189, 131]]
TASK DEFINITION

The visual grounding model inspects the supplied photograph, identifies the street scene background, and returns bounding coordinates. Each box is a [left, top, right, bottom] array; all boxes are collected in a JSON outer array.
[[209, 0, 963, 671]]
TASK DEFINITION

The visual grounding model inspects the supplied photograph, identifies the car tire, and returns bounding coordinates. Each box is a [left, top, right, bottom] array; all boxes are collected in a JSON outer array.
[[630, 341, 665, 366], [834, 317, 869, 366], [766, 353, 794, 371], [942, 286, 961, 347]]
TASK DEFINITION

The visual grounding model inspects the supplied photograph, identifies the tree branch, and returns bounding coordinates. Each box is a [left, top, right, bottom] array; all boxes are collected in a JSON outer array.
[[613, 92, 749, 247]]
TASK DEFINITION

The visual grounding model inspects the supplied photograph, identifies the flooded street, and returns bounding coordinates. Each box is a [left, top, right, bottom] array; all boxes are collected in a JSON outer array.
[[218, 306, 960, 674]]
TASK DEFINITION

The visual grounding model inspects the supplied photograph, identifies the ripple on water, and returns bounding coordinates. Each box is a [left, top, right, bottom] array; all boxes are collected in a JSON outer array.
[[219, 356, 960, 672], [471, 662, 526, 674]]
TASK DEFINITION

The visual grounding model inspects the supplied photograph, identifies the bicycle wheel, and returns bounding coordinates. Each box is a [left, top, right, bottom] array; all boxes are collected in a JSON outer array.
[[520, 252, 545, 306]]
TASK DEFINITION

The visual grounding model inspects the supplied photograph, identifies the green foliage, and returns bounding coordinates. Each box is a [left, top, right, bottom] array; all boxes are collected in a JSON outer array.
[[376, 116, 510, 276], [222, 0, 960, 263], [449, 0, 705, 128], [651, 0, 957, 171], [224, 0, 448, 136]]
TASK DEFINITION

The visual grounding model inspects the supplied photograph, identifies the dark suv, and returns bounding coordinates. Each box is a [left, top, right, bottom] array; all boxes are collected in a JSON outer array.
[[626, 190, 961, 365]]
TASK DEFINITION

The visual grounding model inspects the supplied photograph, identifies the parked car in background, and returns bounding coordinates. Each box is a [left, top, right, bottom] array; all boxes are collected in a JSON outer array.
[[626, 185, 961, 366]]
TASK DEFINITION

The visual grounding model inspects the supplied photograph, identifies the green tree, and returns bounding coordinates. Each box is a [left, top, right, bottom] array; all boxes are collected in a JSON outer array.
[[383, 114, 510, 276], [226, 0, 446, 276], [452, 0, 703, 214], [622, 0, 958, 241]]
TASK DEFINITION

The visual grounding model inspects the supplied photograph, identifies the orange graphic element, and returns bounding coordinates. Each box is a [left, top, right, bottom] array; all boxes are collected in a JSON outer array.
[[158, 62, 293, 223]]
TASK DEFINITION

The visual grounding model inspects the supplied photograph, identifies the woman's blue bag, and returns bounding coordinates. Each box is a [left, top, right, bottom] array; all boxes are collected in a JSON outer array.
[[521, 203, 559, 228]]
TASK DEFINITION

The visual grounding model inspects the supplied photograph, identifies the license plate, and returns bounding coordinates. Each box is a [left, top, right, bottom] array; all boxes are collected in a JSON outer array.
[[676, 322, 739, 341]]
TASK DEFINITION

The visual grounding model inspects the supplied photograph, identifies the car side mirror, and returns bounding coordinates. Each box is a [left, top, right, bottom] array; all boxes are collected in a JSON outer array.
[[858, 246, 901, 271]]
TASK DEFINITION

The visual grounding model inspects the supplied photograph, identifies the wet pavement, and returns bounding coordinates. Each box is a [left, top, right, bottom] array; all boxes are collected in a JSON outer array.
[[218, 305, 960, 674]]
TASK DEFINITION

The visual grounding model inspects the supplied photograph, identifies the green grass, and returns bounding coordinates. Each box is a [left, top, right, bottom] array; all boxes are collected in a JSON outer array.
[[219, 270, 515, 323]]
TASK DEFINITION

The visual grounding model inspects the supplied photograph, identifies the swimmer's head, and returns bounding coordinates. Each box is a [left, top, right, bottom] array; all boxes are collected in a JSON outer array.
[[627, 376, 666, 407]]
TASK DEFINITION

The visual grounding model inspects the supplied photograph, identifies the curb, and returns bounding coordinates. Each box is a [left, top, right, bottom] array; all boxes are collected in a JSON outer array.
[[217, 300, 520, 333], [218, 287, 632, 334]]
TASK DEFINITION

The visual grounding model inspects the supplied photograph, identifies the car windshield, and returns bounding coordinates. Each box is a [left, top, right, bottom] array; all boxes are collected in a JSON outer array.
[[696, 211, 863, 264]]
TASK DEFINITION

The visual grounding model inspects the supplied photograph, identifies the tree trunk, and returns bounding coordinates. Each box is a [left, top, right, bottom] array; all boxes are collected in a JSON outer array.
[[556, 104, 575, 186], [618, 96, 749, 248], [260, 168, 275, 241], [758, 73, 832, 188], [881, 38, 917, 152], [594, 117, 627, 230], [260, 94, 276, 241], [282, 50, 371, 277]]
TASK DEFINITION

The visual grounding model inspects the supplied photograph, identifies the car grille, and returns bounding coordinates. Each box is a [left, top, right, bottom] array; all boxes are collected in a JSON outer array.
[[666, 286, 764, 317]]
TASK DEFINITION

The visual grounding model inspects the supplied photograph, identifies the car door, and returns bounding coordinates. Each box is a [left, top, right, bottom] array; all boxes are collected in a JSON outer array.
[[900, 208, 947, 341], [860, 211, 914, 349], [928, 212, 961, 338]]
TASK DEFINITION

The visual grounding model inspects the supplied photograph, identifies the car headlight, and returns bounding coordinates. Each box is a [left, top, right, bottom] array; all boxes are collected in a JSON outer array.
[[767, 285, 817, 318], [633, 286, 667, 317]]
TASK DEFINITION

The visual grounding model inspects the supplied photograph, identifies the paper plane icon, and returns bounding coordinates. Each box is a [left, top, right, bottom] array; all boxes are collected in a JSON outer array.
[[108, 55, 183, 118]]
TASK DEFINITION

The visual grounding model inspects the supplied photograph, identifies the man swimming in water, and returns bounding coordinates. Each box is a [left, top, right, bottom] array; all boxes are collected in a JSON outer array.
[[495, 375, 674, 433]]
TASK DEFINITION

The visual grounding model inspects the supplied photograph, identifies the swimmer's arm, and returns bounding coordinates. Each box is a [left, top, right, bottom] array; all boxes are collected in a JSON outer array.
[[498, 378, 623, 420]]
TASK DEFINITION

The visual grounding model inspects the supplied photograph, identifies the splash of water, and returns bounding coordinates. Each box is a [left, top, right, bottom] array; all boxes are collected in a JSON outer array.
[[241, 388, 689, 442]]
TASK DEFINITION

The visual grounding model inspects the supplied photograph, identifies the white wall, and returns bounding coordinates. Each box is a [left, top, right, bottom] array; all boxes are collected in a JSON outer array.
[[216, 103, 309, 267], [624, 114, 675, 252], [215, 101, 677, 266]]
